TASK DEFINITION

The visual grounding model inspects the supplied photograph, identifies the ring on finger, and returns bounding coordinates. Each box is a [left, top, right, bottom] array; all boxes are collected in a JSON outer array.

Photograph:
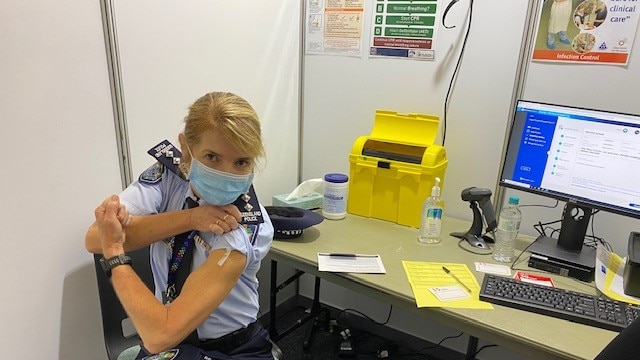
[[222, 214, 229, 221], [216, 219, 222, 226]]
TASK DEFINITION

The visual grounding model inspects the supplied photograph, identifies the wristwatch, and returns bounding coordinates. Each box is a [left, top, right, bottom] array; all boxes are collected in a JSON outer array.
[[100, 253, 132, 278]]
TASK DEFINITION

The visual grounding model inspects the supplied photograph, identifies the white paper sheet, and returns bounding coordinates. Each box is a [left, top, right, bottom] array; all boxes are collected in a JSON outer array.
[[317, 253, 386, 273]]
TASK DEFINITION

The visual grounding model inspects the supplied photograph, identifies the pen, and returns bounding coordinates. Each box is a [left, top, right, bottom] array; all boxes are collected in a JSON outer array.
[[324, 253, 379, 258], [442, 266, 472, 293]]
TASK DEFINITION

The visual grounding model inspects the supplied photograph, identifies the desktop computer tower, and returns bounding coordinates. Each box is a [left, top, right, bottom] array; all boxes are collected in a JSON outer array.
[[527, 235, 596, 282]]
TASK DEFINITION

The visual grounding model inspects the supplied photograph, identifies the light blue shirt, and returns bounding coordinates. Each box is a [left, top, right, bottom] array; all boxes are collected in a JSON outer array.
[[119, 163, 274, 339]]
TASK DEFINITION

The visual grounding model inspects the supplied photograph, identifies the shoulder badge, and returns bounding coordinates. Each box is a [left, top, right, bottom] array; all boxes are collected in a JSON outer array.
[[242, 224, 260, 245], [139, 162, 164, 184], [147, 140, 184, 178]]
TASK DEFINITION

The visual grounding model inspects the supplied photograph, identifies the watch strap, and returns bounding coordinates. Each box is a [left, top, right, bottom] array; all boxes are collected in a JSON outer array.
[[100, 253, 132, 278]]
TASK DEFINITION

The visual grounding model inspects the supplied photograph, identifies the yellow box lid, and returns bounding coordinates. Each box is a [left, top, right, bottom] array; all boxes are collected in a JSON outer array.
[[369, 110, 439, 146]]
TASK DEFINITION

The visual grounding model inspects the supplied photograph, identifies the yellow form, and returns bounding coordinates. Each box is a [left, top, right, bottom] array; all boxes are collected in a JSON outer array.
[[402, 261, 493, 309]]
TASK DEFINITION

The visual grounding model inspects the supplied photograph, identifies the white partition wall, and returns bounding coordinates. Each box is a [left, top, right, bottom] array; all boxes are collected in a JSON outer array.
[[0, 1, 120, 358], [112, 0, 301, 200], [301, 1, 530, 224]]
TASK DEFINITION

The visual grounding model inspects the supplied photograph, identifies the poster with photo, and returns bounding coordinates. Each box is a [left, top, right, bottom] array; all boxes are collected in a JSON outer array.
[[532, 0, 639, 65]]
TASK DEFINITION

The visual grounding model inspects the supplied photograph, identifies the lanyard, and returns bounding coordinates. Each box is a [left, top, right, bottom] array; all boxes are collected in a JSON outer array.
[[164, 230, 197, 302], [163, 197, 198, 304]]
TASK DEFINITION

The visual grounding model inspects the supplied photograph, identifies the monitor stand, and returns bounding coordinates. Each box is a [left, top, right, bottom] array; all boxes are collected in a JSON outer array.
[[527, 235, 596, 282]]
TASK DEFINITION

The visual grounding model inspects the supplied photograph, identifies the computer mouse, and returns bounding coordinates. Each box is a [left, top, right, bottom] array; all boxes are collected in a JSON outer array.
[[465, 234, 489, 249]]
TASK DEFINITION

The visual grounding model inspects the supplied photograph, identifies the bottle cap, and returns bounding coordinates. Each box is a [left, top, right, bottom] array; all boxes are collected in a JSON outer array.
[[431, 177, 441, 197], [324, 173, 348, 183], [508, 195, 519, 205]]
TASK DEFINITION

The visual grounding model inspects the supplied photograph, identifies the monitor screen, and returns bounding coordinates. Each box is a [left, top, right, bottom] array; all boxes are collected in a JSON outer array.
[[500, 100, 640, 221]]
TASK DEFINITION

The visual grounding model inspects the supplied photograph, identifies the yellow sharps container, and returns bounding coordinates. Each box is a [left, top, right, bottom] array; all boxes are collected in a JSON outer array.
[[347, 110, 447, 228]]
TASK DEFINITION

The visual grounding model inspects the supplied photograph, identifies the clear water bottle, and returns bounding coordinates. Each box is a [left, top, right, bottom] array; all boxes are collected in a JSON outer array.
[[493, 195, 521, 263]]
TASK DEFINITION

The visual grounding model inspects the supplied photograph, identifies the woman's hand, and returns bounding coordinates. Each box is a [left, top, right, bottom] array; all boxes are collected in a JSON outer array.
[[95, 194, 127, 257], [116, 200, 133, 228], [189, 204, 242, 235]]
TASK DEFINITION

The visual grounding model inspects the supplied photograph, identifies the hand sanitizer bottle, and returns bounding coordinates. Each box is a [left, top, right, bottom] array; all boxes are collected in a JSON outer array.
[[418, 177, 443, 244]]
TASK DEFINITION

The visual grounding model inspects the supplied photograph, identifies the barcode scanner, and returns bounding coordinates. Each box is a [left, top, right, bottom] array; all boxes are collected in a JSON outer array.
[[450, 187, 497, 249]]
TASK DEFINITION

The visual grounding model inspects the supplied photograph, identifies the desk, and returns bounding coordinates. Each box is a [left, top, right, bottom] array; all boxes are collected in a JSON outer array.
[[266, 214, 618, 360]]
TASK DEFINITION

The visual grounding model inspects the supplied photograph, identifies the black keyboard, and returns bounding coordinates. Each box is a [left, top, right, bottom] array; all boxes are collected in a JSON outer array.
[[479, 274, 640, 332]]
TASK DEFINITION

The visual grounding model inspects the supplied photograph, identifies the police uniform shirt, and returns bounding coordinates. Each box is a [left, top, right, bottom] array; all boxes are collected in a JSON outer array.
[[119, 162, 274, 339]]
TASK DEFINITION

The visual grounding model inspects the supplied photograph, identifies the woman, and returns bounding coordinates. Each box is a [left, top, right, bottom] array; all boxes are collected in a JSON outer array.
[[86, 92, 275, 359], [547, 0, 572, 49], [593, 1, 607, 28]]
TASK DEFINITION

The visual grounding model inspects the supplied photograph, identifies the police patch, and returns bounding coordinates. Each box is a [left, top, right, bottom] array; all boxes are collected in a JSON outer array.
[[142, 349, 179, 359], [139, 162, 164, 184]]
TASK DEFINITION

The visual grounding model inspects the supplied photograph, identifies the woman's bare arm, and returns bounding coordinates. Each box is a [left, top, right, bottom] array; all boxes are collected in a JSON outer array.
[[85, 201, 242, 253]]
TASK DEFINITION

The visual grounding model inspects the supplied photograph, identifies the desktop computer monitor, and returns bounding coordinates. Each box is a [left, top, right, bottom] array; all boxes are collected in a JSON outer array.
[[499, 100, 640, 280]]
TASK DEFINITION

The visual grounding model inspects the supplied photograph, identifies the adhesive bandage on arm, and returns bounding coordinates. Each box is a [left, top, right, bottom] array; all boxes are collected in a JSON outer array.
[[217, 248, 231, 266]]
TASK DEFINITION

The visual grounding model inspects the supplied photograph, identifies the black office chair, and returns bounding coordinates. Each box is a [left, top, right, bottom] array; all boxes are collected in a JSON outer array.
[[93, 247, 283, 360], [93, 247, 154, 360], [595, 316, 640, 359]]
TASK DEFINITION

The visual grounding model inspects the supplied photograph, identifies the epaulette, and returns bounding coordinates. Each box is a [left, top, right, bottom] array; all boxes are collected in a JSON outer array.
[[233, 185, 264, 226], [147, 140, 184, 178], [233, 185, 264, 245]]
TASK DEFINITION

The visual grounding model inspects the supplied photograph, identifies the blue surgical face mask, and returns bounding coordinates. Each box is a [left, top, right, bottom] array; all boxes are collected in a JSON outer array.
[[185, 144, 254, 205]]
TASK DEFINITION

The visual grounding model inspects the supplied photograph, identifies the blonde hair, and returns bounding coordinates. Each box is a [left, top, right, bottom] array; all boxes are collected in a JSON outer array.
[[182, 92, 265, 165]]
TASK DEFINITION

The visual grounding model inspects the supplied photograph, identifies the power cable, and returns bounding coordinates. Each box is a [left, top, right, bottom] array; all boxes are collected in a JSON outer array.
[[465, 344, 497, 359], [336, 305, 393, 326], [442, 0, 474, 146]]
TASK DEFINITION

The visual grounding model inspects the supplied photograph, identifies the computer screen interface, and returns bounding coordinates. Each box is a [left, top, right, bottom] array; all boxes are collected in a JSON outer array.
[[500, 100, 640, 224]]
